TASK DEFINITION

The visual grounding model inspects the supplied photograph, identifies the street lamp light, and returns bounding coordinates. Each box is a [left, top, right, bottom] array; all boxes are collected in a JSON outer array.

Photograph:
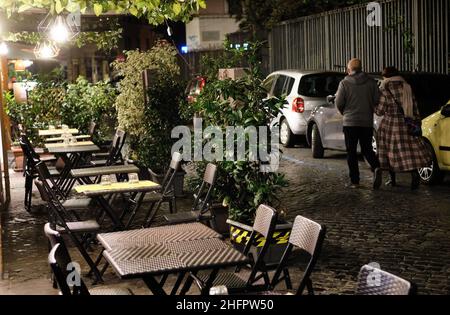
[[34, 41, 60, 59], [38, 13, 80, 43], [0, 42, 8, 56], [49, 16, 70, 43]]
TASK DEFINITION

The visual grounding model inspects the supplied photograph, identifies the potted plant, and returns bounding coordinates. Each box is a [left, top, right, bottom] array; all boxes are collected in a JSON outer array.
[[189, 42, 290, 262], [112, 42, 186, 196]]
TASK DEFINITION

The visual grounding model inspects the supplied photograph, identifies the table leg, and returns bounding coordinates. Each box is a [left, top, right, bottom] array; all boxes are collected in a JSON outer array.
[[171, 272, 186, 295], [124, 192, 146, 229], [201, 269, 220, 296], [180, 271, 196, 295], [95, 196, 125, 230], [143, 276, 168, 295]]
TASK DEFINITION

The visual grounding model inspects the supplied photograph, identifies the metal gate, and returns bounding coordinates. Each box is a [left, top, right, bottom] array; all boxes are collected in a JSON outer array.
[[269, 0, 450, 74]]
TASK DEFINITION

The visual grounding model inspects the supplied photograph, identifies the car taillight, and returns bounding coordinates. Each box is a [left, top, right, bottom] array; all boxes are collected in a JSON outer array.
[[292, 98, 305, 113], [199, 78, 206, 90]]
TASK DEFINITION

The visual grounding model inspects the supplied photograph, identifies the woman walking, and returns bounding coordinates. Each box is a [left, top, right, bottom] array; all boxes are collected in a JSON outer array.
[[375, 67, 431, 190]]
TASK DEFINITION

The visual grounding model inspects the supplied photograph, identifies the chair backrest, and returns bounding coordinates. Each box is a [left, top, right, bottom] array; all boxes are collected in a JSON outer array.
[[19, 135, 37, 156], [355, 265, 414, 295], [88, 121, 97, 137], [35, 163, 77, 224], [159, 152, 182, 194], [107, 129, 127, 165], [289, 216, 324, 256], [203, 163, 217, 185], [192, 163, 217, 214], [19, 135, 40, 172], [48, 243, 90, 296], [270, 215, 326, 295], [241, 205, 278, 287], [252, 205, 278, 239]]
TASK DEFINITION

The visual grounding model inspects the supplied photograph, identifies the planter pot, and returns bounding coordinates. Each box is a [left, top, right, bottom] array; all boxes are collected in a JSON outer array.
[[209, 204, 229, 236], [172, 170, 186, 198], [227, 219, 293, 266], [149, 168, 186, 198], [11, 146, 24, 172]]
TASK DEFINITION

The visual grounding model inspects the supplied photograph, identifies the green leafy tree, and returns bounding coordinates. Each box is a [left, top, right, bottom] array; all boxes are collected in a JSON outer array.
[[112, 41, 183, 172], [62, 77, 117, 142], [0, 0, 206, 25], [189, 42, 288, 225]]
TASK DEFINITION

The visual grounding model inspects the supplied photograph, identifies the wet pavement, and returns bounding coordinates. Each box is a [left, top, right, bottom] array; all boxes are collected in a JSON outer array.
[[1, 146, 450, 295]]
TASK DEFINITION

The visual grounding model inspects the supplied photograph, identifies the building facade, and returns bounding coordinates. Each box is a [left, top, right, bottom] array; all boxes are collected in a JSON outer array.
[[186, 0, 239, 51]]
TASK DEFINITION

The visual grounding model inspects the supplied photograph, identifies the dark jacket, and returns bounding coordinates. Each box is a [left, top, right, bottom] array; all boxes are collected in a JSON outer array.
[[335, 72, 380, 128]]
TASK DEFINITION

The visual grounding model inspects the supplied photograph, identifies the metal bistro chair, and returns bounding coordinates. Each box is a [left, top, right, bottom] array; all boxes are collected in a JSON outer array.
[[47, 231, 133, 295], [355, 264, 416, 295], [34, 160, 93, 213], [90, 129, 127, 167], [37, 179, 103, 283], [182, 205, 278, 295], [267, 215, 327, 295], [162, 163, 217, 226], [88, 121, 97, 139], [35, 164, 102, 282], [141, 152, 182, 227], [19, 135, 59, 212]]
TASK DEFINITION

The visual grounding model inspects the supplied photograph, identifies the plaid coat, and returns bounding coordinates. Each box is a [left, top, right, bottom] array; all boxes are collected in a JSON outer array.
[[375, 81, 431, 172]]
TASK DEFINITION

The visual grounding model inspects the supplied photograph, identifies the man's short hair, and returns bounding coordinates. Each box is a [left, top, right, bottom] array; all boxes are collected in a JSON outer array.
[[347, 58, 362, 72]]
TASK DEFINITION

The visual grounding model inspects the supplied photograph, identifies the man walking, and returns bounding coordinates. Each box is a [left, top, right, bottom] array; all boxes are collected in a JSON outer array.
[[335, 58, 382, 189]]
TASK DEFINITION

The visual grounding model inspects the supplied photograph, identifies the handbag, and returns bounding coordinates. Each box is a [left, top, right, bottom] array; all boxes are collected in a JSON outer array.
[[386, 88, 422, 137]]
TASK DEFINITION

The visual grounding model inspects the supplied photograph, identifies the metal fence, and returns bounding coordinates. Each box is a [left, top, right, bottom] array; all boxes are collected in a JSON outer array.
[[269, 0, 450, 74], [178, 49, 227, 81]]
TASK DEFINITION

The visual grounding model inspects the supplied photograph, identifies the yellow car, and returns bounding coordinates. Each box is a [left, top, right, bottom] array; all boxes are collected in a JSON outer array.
[[419, 100, 450, 184]]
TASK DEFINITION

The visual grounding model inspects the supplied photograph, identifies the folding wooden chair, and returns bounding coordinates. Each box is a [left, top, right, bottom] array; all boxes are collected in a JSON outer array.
[[90, 129, 127, 167], [269, 215, 326, 295], [209, 215, 327, 296], [19, 135, 58, 212], [183, 205, 278, 295], [35, 164, 102, 283], [47, 235, 133, 295], [140, 152, 182, 227], [355, 264, 416, 295], [34, 161, 93, 213], [162, 163, 217, 226]]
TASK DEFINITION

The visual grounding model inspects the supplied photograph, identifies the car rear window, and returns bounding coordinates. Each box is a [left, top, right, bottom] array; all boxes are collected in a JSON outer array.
[[273, 75, 295, 98], [298, 73, 345, 97]]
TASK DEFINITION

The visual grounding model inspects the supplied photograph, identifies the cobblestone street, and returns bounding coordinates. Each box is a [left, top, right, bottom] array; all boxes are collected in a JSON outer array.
[[1, 146, 450, 295], [281, 146, 450, 295]]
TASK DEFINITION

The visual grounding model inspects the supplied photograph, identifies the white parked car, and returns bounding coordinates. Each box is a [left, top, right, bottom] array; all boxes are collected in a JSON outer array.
[[264, 70, 346, 147]]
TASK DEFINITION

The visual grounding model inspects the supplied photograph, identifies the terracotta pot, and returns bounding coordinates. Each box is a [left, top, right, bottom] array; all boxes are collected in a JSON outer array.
[[11, 146, 24, 172]]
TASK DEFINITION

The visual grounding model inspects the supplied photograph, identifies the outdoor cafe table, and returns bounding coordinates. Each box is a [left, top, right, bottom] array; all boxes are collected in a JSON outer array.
[[38, 128, 79, 137], [45, 135, 91, 143], [46, 142, 100, 196], [97, 222, 222, 251], [98, 224, 249, 295], [70, 164, 140, 183], [75, 181, 161, 230]]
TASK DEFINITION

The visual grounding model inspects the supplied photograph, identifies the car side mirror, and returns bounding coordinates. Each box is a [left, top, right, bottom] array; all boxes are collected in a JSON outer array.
[[327, 95, 336, 105], [441, 105, 450, 117]]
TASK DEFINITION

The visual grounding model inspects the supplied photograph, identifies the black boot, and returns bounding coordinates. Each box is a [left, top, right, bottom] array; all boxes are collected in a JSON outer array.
[[385, 171, 397, 187], [411, 171, 420, 190]]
